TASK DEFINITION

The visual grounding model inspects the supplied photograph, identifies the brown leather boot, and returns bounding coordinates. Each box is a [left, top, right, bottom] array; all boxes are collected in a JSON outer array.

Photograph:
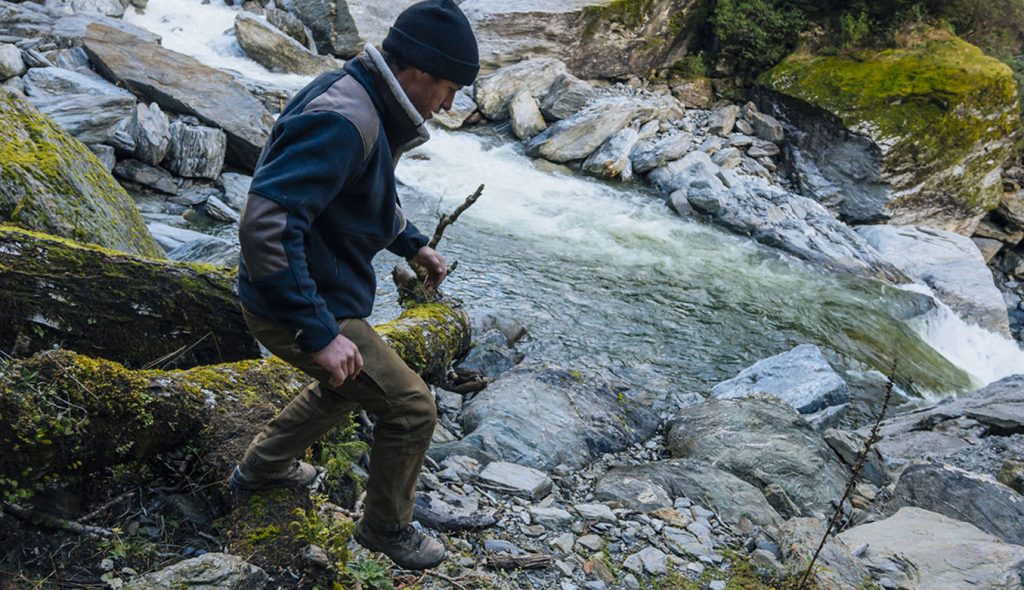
[[354, 519, 446, 570], [229, 459, 317, 491]]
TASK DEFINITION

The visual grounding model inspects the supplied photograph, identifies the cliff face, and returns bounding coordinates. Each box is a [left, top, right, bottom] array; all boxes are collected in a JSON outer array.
[[758, 28, 1020, 235]]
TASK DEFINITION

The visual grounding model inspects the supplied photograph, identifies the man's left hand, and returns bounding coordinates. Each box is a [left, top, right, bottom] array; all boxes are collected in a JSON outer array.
[[412, 246, 447, 290]]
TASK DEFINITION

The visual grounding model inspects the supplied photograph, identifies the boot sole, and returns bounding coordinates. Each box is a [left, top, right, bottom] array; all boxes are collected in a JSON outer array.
[[229, 466, 316, 491]]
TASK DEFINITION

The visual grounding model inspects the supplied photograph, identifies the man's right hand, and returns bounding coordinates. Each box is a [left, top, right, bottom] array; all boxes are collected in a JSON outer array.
[[312, 334, 364, 388]]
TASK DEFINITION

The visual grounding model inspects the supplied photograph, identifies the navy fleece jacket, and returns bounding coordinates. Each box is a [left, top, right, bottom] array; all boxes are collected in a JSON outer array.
[[237, 48, 430, 353]]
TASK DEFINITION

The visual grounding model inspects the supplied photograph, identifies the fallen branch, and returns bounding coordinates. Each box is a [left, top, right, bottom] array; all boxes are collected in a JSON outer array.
[[485, 553, 553, 570], [3, 502, 112, 538]]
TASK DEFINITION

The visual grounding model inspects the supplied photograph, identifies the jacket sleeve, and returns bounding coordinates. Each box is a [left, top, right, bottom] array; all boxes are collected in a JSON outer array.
[[239, 111, 366, 353], [386, 217, 429, 258]]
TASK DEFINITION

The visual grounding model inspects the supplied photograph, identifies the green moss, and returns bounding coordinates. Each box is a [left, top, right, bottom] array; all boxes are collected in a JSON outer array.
[[761, 28, 1020, 221], [375, 302, 470, 379], [583, 0, 656, 29], [0, 90, 163, 258]]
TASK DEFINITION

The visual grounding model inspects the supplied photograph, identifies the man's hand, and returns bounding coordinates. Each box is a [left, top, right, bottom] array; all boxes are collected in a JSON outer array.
[[313, 334, 364, 388], [413, 246, 447, 290]]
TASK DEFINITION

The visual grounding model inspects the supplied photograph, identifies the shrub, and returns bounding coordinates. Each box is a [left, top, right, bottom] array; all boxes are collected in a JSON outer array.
[[712, 0, 806, 70]]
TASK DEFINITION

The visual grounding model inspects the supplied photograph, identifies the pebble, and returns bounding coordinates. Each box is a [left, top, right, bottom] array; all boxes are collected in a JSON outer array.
[[550, 533, 575, 554], [484, 539, 523, 555], [709, 581, 727, 590], [623, 573, 641, 590], [555, 560, 575, 577], [583, 582, 607, 590], [575, 503, 617, 523], [576, 534, 603, 552], [687, 561, 705, 576], [531, 506, 575, 529]]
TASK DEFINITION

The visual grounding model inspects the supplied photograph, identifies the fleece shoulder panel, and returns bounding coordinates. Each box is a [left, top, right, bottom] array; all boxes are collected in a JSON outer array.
[[303, 74, 380, 165]]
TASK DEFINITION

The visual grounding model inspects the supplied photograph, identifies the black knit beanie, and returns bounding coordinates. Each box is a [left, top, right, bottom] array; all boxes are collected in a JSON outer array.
[[382, 0, 480, 86]]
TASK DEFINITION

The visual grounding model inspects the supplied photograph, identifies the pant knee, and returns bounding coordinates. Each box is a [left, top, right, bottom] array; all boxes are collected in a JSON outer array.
[[378, 383, 435, 445]]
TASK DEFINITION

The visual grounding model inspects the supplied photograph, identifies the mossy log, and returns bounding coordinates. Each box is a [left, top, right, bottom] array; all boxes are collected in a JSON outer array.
[[0, 224, 260, 369]]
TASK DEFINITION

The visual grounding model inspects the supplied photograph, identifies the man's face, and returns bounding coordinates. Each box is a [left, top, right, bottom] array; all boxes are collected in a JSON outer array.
[[397, 67, 463, 121]]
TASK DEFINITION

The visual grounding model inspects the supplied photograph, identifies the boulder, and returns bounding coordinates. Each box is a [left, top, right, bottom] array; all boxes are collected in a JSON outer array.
[[473, 58, 567, 120], [455, 329, 519, 380], [46, 0, 125, 18], [22, 67, 137, 144], [630, 130, 691, 175], [838, 508, 1024, 590], [203, 196, 239, 223], [0, 44, 27, 80], [0, 90, 162, 257], [759, 29, 1019, 233], [432, 88, 477, 130], [461, 1, 592, 72], [582, 127, 639, 181], [166, 120, 227, 180], [87, 143, 116, 171], [413, 489, 498, 532], [1001, 190, 1024, 228], [710, 344, 850, 414], [667, 397, 849, 518], [887, 462, 1024, 546], [234, 13, 339, 76], [123, 553, 267, 590], [670, 77, 713, 109], [127, 102, 171, 166], [216, 172, 252, 212], [595, 458, 782, 526], [83, 20, 274, 171], [283, 0, 363, 58], [478, 461, 552, 500], [525, 99, 657, 163], [540, 73, 597, 122], [264, 6, 317, 52], [707, 104, 739, 136], [113, 159, 179, 195], [777, 517, 872, 590], [654, 152, 907, 282], [508, 91, 547, 140], [431, 367, 659, 471], [746, 111, 783, 143]]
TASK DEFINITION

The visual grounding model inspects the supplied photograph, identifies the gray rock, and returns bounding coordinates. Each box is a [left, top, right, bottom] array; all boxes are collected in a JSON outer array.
[[167, 238, 239, 266], [710, 344, 850, 414], [630, 130, 691, 175], [0, 43, 26, 80], [127, 102, 171, 166], [667, 397, 849, 518], [474, 58, 567, 120], [83, 21, 274, 170], [23, 67, 125, 99], [747, 111, 783, 143], [508, 91, 546, 140], [87, 143, 116, 172], [657, 153, 906, 282], [576, 534, 603, 552], [662, 526, 712, 559], [972, 237, 1004, 263], [550, 532, 575, 553], [113, 159, 178, 195], [526, 100, 654, 164], [432, 88, 477, 130], [1001, 190, 1024, 228], [203, 196, 239, 223], [726, 134, 754, 148], [778, 517, 870, 590], [711, 147, 742, 169], [623, 547, 667, 575], [264, 7, 317, 52], [284, 0, 362, 58], [708, 104, 739, 136], [235, 13, 339, 76], [746, 139, 780, 158], [216, 172, 252, 212], [595, 458, 782, 526], [147, 222, 214, 251], [25, 92, 135, 144], [574, 503, 616, 524], [886, 462, 1024, 546], [455, 329, 519, 380], [432, 367, 659, 471], [46, 0, 125, 18], [166, 121, 227, 180], [582, 127, 638, 181], [838, 507, 1024, 590], [52, 46, 93, 74], [540, 73, 597, 122], [530, 506, 574, 529], [478, 461, 552, 500], [822, 428, 886, 486], [123, 553, 267, 590], [413, 489, 498, 532], [857, 224, 1011, 336]]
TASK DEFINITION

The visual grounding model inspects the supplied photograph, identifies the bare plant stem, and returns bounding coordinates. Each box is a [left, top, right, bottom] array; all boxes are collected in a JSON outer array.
[[428, 184, 485, 249], [798, 359, 897, 590]]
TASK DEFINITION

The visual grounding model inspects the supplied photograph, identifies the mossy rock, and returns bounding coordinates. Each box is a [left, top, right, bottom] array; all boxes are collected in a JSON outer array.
[[0, 89, 163, 257], [759, 28, 1020, 234]]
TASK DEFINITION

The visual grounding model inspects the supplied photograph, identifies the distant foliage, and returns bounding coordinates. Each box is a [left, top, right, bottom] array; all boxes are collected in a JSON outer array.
[[836, 11, 870, 49], [673, 53, 709, 78], [712, 0, 806, 70]]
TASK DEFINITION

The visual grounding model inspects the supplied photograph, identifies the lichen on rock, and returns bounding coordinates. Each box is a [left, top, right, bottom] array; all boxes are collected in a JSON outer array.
[[0, 89, 164, 257], [759, 28, 1020, 234]]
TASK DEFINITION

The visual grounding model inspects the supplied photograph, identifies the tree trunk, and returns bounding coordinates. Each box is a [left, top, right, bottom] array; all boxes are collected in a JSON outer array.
[[0, 224, 259, 369]]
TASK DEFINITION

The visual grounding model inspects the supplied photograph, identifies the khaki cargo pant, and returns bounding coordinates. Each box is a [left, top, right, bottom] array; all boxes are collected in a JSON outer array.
[[240, 308, 436, 528]]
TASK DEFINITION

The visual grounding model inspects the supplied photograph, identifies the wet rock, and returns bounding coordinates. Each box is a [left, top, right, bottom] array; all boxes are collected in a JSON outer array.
[[88, 143, 116, 171], [413, 489, 498, 532], [668, 397, 849, 518], [235, 13, 339, 76], [526, 100, 653, 164], [595, 458, 781, 526], [123, 553, 267, 590], [857, 224, 1011, 336], [540, 73, 597, 122], [432, 88, 477, 130], [777, 517, 870, 590], [582, 127, 638, 181], [166, 120, 227, 180], [167, 238, 239, 266], [127, 102, 171, 166], [0, 43, 26, 80], [432, 367, 659, 471], [456, 329, 519, 380], [630, 130, 691, 175], [284, 0, 362, 58], [886, 462, 1024, 545], [839, 507, 1024, 590], [114, 159, 178, 195], [474, 58, 567, 120], [478, 461, 552, 500], [707, 104, 738, 136], [747, 111, 783, 143], [83, 20, 274, 170], [216, 172, 252, 212], [508, 91, 546, 140], [710, 344, 850, 414]]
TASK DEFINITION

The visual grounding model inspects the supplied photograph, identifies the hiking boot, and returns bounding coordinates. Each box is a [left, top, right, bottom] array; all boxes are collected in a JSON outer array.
[[229, 459, 317, 491], [354, 519, 446, 570]]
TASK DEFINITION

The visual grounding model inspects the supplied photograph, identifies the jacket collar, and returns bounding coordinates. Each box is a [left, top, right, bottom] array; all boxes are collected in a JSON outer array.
[[347, 44, 430, 160]]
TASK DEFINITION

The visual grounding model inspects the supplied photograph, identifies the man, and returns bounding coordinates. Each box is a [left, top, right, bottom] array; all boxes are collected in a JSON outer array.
[[229, 0, 479, 571]]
